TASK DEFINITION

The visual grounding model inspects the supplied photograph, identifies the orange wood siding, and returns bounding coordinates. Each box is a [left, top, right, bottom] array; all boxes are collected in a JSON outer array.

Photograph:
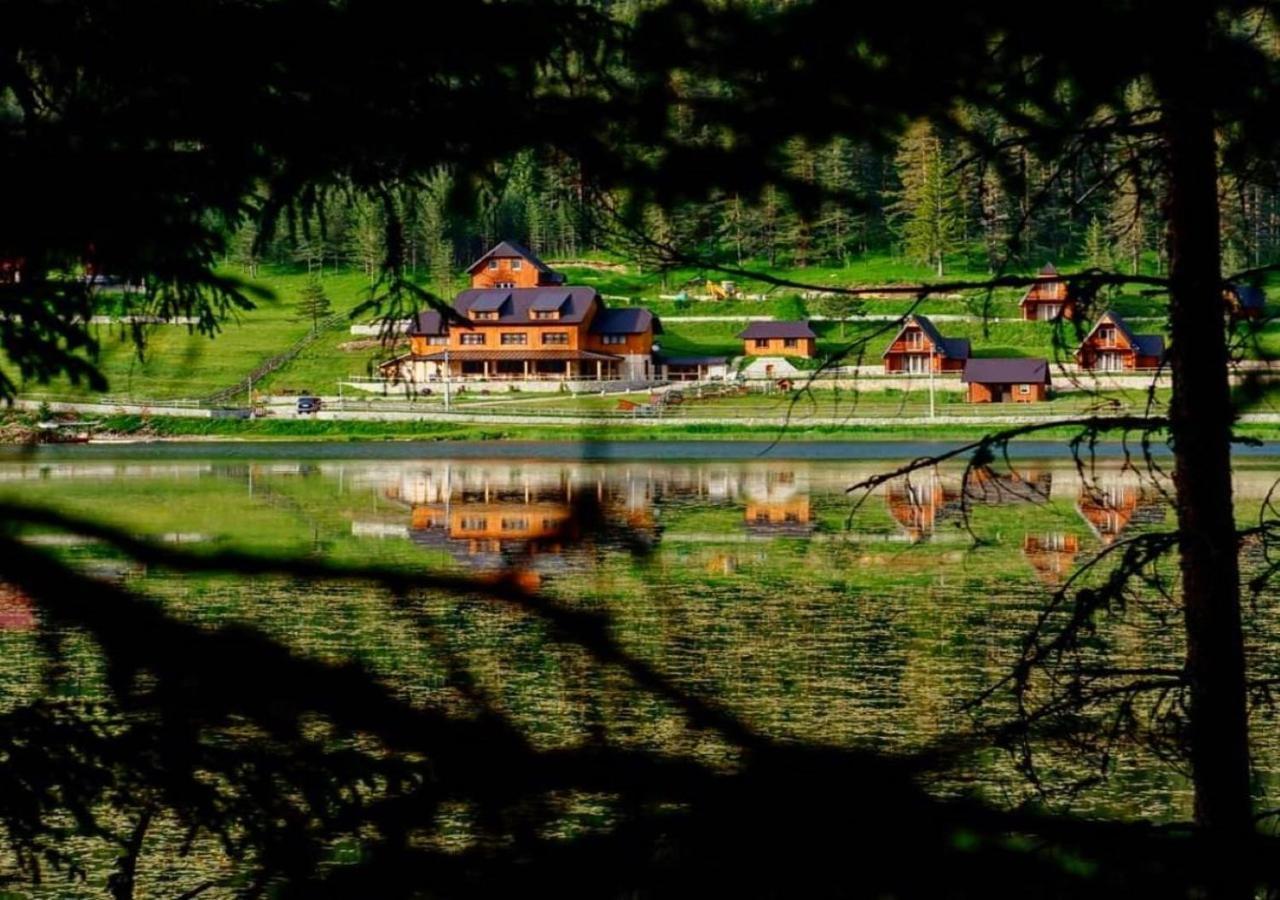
[[584, 328, 653, 355], [742, 337, 816, 357], [967, 382, 1048, 403], [469, 257, 545, 289]]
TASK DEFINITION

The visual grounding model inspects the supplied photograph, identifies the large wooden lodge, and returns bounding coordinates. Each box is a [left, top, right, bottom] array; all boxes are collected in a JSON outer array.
[[381, 242, 661, 385]]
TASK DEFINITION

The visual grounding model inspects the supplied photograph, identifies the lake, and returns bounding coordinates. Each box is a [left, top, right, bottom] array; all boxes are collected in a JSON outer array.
[[2, 442, 1279, 893]]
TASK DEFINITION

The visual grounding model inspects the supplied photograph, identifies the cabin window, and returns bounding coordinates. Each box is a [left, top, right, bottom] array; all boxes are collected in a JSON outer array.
[[532, 310, 560, 320], [1098, 326, 1117, 345], [500, 333, 528, 345], [601, 334, 626, 345], [905, 330, 923, 348], [460, 333, 486, 345], [754, 338, 769, 348], [487, 260, 498, 270], [511, 259, 522, 271], [1019, 384, 1031, 394], [542, 332, 569, 345], [784, 338, 798, 348]]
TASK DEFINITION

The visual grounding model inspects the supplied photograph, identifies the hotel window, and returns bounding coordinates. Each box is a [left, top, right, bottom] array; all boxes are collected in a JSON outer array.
[[473, 311, 499, 321], [601, 334, 626, 345], [494, 281, 516, 289], [754, 338, 768, 348], [511, 259, 522, 271], [784, 338, 798, 348], [460, 333, 486, 345], [487, 260, 498, 270], [542, 332, 569, 345], [427, 336, 447, 345], [500, 517, 529, 531], [501, 333, 528, 345], [460, 517, 488, 531], [532, 310, 560, 320]]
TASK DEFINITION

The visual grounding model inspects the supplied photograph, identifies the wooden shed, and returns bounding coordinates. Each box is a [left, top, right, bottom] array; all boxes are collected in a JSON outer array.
[[961, 358, 1050, 403]]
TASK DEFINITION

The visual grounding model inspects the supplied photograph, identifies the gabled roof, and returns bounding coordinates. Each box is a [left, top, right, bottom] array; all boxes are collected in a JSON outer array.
[[1037, 263, 1058, 277], [737, 321, 817, 340], [962, 358, 1050, 384], [881, 314, 970, 359], [407, 309, 445, 336], [469, 290, 511, 313], [1228, 283, 1266, 310], [590, 307, 662, 335], [465, 240, 564, 283], [1021, 264, 1068, 306], [1082, 312, 1166, 359], [454, 286, 599, 324], [531, 291, 570, 312]]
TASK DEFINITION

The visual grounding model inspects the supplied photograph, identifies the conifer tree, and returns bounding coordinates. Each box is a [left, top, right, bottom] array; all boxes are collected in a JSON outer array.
[[294, 277, 332, 336], [890, 122, 962, 276]]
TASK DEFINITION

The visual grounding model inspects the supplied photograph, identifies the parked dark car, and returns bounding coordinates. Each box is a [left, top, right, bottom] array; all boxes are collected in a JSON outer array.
[[296, 396, 323, 415]]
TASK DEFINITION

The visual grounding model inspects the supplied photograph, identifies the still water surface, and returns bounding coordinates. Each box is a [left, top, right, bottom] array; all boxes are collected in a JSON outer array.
[[3, 444, 1280, 890]]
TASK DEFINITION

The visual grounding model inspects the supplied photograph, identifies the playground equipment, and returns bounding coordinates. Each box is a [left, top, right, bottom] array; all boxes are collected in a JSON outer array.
[[705, 280, 739, 300]]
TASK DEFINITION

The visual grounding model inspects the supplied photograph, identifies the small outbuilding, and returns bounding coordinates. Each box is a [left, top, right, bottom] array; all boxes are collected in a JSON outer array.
[[1020, 264, 1075, 321], [657, 355, 730, 382], [882, 314, 970, 373], [737, 321, 817, 358], [1224, 283, 1266, 320], [962, 358, 1050, 403], [1076, 311, 1164, 372]]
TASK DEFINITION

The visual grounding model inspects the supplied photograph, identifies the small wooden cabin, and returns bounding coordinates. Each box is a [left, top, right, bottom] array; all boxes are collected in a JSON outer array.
[[962, 358, 1050, 403], [1020, 264, 1075, 321], [1075, 312, 1164, 372], [1224, 283, 1266, 320], [737, 321, 817, 358], [882, 314, 970, 373]]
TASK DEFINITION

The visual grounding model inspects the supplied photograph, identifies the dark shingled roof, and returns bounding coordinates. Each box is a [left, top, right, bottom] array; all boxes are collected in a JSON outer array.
[[591, 307, 662, 335], [1085, 312, 1165, 361], [1229, 283, 1266, 310], [407, 310, 445, 336], [454, 286, 598, 324], [882, 315, 970, 360], [465, 240, 565, 283], [962, 358, 1051, 385], [531, 291, 570, 312], [737, 321, 817, 340], [469, 290, 511, 312]]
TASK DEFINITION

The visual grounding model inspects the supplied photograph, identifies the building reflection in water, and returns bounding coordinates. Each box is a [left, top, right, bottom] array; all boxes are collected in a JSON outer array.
[[885, 474, 961, 541], [0, 584, 36, 632], [1076, 479, 1167, 545], [966, 467, 1052, 505], [741, 468, 815, 537], [1022, 533, 1080, 584]]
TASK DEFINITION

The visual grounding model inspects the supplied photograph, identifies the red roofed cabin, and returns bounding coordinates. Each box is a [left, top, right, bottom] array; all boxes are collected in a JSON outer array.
[[882, 314, 970, 374], [1020, 264, 1075, 321], [381, 241, 660, 384], [962, 358, 1050, 403], [738, 321, 817, 358], [1076, 312, 1164, 372]]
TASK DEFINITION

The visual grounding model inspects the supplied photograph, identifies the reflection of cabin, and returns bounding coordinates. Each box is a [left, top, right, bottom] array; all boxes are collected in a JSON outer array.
[[1020, 263, 1075, 321], [0, 585, 36, 632], [966, 468, 1052, 504], [1076, 483, 1167, 544], [737, 322, 817, 358], [744, 496, 814, 537], [381, 240, 662, 384], [962, 358, 1050, 403], [885, 477, 959, 540], [1224, 283, 1266, 320], [881, 314, 970, 374], [1076, 312, 1164, 372], [1022, 534, 1080, 583]]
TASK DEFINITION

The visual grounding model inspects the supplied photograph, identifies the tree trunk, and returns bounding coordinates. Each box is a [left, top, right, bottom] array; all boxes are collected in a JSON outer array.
[[1159, 7, 1253, 894]]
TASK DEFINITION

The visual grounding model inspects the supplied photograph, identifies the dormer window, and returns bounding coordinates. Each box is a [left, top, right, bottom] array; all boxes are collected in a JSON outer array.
[[532, 310, 560, 321], [473, 311, 500, 321]]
